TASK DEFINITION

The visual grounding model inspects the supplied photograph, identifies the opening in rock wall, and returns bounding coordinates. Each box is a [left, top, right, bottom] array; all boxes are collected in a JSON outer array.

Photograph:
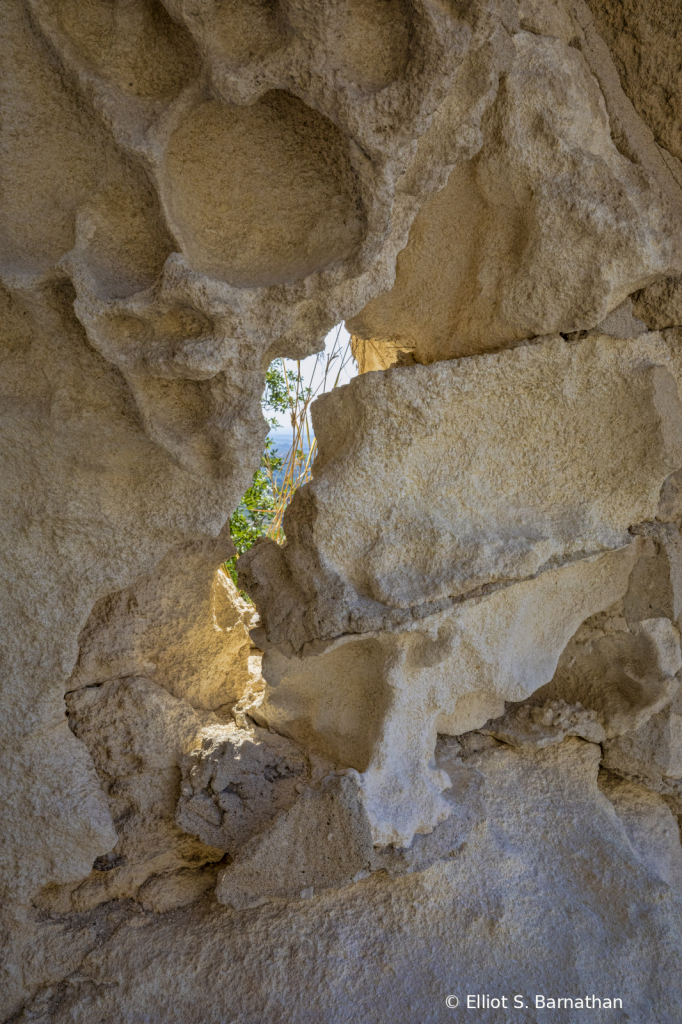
[[225, 323, 356, 589]]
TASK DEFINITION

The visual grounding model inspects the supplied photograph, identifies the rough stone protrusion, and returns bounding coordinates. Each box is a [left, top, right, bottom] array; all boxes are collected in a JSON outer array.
[[242, 333, 682, 651], [252, 544, 639, 847], [216, 772, 374, 909], [481, 699, 606, 750], [176, 722, 313, 854], [70, 541, 262, 712], [63, 676, 225, 912]]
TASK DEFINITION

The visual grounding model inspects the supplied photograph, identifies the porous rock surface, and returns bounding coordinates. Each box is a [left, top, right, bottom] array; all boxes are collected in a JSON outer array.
[[5, 0, 682, 1021], [14, 741, 682, 1024], [347, 5, 682, 363], [243, 332, 682, 645]]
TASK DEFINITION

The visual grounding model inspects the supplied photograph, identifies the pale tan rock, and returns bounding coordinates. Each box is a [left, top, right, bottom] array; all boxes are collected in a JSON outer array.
[[14, 0, 512, 424], [540, 617, 682, 738], [370, 735, 487, 878], [5, 0, 682, 1015], [602, 688, 682, 793], [481, 698, 606, 750], [584, 0, 682, 162], [517, 0, 580, 42], [63, 677, 225, 911], [176, 721, 312, 854], [347, 30, 682, 362], [599, 771, 682, 894], [254, 545, 638, 846], [216, 773, 375, 909], [634, 276, 682, 331], [541, 521, 682, 797], [0, 722, 117, 903], [242, 330, 682, 845], [0, 0, 512, 944], [242, 334, 682, 650], [17, 741, 682, 1024], [138, 864, 222, 915], [350, 334, 417, 374], [0, 280, 249, 923], [71, 547, 261, 712], [586, 296, 648, 339], [621, 522, 682, 622], [186, 732, 484, 907]]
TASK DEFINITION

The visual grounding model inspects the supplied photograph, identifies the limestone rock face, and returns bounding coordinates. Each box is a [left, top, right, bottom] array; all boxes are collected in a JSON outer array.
[[635, 277, 682, 332], [61, 676, 225, 912], [584, 0, 682, 163], [0, 279, 246, 914], [347, 27, 682, 363], [0, 0, 515, 983], [481, 699, 606, 750], [243, 330, 682, 846], [242, 333, 682, 650], [251, 545, 639, 845], [176, 721, 312, 854], [598, 771, 682, 896], [9, 0, 516, 386], [603, 689, 682, 795], [541, 616, 682, 738], [216, 772, 376, 909], [6, 0, 682, 1020], [0, 720, 118, 903], [71, 551, 261, 712], [15, 740, 682, 1024]]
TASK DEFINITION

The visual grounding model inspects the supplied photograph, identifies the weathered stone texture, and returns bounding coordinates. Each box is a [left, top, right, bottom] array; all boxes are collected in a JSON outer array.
[[61, 676, 226, 913], [251, 545, 640, 846], [584, 0, 682, 164], [14, 741, 682, 1024], [347, 27, 682, 362], [5, 0, 682, 1020], [176, 720, 313, 855], [70, 554, 261, 712], [242, 333, 682, 648]]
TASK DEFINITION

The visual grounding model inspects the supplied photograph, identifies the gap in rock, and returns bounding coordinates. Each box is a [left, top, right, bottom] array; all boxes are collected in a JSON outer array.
[[225, 323, 356, 591]]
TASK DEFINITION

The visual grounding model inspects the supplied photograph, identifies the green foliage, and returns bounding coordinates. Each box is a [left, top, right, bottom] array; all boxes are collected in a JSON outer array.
[[223, 333, 353, 595], [223, 362, 297, 589], [263, 362, 294, 417], [223, 436, 283, 589]]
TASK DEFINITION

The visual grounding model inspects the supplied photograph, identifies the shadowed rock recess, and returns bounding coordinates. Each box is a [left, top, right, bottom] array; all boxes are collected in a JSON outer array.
[[4, 1, 682, 1021]]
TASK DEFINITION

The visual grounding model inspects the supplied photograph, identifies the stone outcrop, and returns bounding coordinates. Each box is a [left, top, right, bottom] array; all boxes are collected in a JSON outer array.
[[250, 544, 640, 846], [0, 0, 514, 947], [70, 552, 261, 712], [347, 17, 682, 363], [481, 699, 606, 750], [176, 720, 313, 854], [5, 0, 682, 1021], [241, 332, 682, 648], [61, 676, 226, 913], [14, 740, 682, 1024], [585, 0, 682, 165]]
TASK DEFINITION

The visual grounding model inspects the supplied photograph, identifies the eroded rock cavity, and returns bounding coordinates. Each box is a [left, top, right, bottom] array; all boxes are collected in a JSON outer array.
[[4, 1, 682, 1022]]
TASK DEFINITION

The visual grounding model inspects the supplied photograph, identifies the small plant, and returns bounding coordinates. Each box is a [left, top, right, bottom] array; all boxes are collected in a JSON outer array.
[[224, 326, 354, 592]]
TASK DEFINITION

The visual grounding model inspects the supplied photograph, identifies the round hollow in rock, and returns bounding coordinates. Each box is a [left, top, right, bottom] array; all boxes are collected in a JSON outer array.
[[164, 91, 366, 287]]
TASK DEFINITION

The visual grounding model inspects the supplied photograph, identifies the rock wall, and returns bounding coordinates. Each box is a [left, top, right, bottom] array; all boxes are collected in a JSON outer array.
[[3, 1, 682, 1022]]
